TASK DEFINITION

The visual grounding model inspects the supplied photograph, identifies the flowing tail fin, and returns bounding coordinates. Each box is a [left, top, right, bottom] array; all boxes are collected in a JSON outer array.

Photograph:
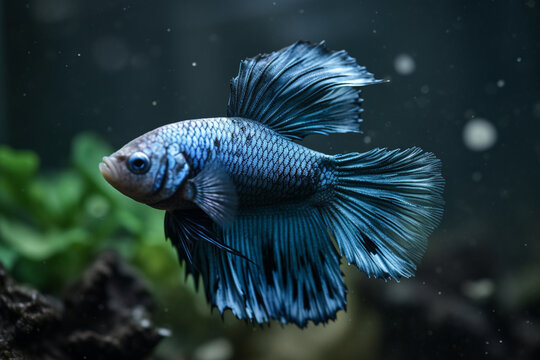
[[322, 147, 444, 279]]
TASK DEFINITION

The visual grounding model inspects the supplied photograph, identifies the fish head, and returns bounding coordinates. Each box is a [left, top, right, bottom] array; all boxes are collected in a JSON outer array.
[[99, 130, 190, 208]]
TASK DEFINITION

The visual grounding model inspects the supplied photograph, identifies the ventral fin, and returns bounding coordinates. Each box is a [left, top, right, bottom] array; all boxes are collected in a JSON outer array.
[[187, 164, 238, 226], [165, 209, 250, 275], [227, 41, 385, 140]]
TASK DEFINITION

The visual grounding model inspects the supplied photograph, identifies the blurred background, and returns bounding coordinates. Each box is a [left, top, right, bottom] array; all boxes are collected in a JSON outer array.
[[1, 0, 539, 359]]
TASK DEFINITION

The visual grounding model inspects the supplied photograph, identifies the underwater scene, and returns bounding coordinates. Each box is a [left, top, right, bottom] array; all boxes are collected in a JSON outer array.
[[1, 1, 539, 359]]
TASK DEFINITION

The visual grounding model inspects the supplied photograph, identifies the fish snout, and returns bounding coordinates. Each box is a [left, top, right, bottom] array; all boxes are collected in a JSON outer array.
[[99, 156, 120, 184]]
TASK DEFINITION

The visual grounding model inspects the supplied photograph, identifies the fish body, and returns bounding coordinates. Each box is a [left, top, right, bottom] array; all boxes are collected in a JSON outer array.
[[100, 41, 444, 327], [144, 117, 329, 208]]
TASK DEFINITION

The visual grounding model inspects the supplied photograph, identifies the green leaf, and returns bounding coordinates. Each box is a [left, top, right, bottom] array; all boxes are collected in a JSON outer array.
[[0, 243, 18, 269], [71, 133, 137, 208], [0, 146, 39, 179], [72, 132, 113, 187], [27, 171, 85, 224], [0, 217, 88, 260]]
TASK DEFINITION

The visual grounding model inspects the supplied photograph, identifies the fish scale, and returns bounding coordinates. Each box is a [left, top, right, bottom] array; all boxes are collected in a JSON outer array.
[[154, 117, 327, 207]]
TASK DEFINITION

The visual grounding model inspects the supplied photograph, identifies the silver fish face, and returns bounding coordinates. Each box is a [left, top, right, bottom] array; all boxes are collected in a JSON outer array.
[[99, 131, 190, 208]]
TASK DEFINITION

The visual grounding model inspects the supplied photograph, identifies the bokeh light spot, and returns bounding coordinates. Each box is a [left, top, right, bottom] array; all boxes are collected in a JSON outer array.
[[463, 118, 497, 151]]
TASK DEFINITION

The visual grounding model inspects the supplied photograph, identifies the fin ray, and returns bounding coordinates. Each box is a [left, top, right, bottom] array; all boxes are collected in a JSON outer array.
[[323, 147, 445, 279], [187, 164, 238, 226], [164, 209, 248, 273], [227, 41, 384, 140], [188, 207, 347, 327]]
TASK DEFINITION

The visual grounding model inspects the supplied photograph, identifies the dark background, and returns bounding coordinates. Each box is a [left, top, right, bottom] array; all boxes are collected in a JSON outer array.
[[1, 0, 539, 359]]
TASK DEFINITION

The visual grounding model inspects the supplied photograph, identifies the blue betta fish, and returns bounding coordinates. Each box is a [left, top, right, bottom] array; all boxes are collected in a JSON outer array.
[[99, 41, 444, 327]]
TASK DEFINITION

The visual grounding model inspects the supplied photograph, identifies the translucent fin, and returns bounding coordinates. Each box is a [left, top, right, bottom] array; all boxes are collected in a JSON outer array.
[[187, 164, 238, 226], [187, 207, 347, 328], [323, 148, 445, 279], [227, 41, 384, 140]]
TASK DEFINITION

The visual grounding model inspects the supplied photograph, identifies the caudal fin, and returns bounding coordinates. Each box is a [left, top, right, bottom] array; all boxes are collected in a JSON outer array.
[[323, 147, 444, 279]]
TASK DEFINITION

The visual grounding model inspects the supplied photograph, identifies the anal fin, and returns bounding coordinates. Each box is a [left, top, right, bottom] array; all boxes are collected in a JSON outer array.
[[189, 207, 347, 327]]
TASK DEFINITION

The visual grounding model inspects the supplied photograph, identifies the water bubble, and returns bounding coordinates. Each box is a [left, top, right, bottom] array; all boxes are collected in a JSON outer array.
[[463, 118, 497, 151], [496, 79, 505, 88], [363, 135, 372, 144], [394, 54, 416, 75], [151, 100, 157, 106], [516, 57, 522, 63], [93, 36, 129, 71], [192, 62, 198, 67], [420, 85, 430, 94]]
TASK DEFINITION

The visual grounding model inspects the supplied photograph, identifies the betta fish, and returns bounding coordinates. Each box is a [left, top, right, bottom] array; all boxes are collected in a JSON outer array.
[[99, 41, 444, 327]]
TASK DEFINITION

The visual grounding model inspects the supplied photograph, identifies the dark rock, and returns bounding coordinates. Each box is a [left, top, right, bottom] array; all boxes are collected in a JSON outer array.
[[0, 252, 168, 360]]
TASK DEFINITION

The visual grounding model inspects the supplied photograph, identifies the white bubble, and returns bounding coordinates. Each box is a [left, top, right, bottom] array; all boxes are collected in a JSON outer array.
[[496, 79, 505, 88], [92, 36, 129, 71], [192, 62, 198, 67], [394, 54, 416, 75], [463, 118, 497, 151], [363, 135, 372, 144]]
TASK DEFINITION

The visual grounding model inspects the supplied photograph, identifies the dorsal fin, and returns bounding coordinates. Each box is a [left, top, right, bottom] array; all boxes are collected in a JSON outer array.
[[227, 41, 384, 140]]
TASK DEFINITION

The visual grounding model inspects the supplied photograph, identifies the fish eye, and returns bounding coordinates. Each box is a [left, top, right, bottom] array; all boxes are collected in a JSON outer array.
[[128, 152, 150, 174]]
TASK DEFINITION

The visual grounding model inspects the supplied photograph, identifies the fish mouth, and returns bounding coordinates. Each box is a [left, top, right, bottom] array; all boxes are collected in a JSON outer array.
[[99, 156, 119, 183]]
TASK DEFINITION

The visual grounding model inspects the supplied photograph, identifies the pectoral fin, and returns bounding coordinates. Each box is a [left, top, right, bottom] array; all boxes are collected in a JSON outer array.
[[186, 164, 238, 226]]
